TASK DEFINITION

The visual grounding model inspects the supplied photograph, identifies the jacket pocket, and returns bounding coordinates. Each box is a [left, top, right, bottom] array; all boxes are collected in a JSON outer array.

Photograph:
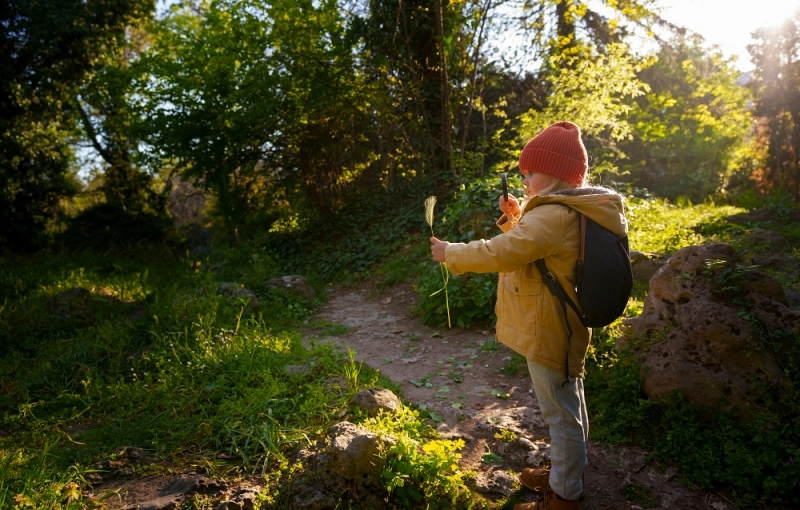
[[506, 273, 542, 296]]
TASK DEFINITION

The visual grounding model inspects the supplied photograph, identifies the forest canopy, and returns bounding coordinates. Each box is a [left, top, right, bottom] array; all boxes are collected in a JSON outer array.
[[1, 0, 797, 250]]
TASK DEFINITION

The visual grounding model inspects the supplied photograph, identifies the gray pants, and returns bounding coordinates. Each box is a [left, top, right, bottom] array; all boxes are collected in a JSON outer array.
[[527, 359, 588, 500]]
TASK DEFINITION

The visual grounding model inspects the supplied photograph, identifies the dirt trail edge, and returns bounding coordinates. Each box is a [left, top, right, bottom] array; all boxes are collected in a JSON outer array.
[[305, 281, 750, 510]]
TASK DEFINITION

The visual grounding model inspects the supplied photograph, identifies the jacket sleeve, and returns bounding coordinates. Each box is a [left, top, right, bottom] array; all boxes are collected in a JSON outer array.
[[445, 205, 565, 276]]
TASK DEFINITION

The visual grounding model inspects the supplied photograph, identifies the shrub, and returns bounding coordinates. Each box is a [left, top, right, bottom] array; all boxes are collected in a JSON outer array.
[[416, 176, 513, 328]]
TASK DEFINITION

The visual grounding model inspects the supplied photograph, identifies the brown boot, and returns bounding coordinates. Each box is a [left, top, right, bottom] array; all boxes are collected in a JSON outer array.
[[518, 467, 550, 492], [513, 486, 581, 510]]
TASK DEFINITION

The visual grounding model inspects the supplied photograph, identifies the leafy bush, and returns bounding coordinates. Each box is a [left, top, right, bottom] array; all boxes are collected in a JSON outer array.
[[264, 189, 424, 283], [416, 176, 515, 328], [59, 203, 173, 249], [362, 406, 475, 509]]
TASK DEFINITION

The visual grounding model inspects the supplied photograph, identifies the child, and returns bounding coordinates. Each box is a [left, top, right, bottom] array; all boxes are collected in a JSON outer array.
[[430, 121, 627, 510]]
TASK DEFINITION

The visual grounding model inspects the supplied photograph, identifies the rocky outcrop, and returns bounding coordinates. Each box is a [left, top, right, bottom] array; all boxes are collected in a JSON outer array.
[[291, 421, 393, 509], [265, 275, 316, 301], [352, 388, 403, 416], [621, 243, 800, 413]]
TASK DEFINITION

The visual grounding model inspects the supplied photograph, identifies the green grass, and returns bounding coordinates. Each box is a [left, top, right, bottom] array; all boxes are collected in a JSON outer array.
[[0, 248, 349, 506], [0, 244, 493, 509], [625, 196, 745, 253], [2, 189, 798, 509]]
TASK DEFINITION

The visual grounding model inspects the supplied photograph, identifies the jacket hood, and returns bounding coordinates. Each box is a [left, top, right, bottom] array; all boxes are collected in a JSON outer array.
[[522, 187, 628, 237]]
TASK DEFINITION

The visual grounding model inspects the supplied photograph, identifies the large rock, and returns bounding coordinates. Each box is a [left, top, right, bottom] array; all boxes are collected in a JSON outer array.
[[291, 421, 391, 509], [629, 250, 669, 283], [621, 243, 799, 413], [217, 283, 260, 310], [265, 275, 316, 301], [352, 388, 402, 416], [46, 287, 112, 321], [318, 421, 385, 482]]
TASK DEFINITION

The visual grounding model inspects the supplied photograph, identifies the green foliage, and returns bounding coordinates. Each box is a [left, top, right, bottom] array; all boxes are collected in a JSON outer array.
[[59, 203, 173, 249], [266, 190, 422, 283], [0, 247, 354, 506], [625, 196, 744, 253], [621, 481, 657, 508], [618, 35, 753, 201], [520, 43, 649, 145], [363, 407, 474, 509], [416, 177, 509, 328], [0, 0, 153, 252], [498, 353, 527, 378]]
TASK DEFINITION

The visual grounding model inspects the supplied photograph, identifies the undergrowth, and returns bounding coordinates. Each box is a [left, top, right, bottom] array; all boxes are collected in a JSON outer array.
[[2, 184, 799, 508], [0, 245, 485, 508]]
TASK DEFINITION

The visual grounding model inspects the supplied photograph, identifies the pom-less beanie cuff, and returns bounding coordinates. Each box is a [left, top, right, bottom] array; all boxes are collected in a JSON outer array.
[[519, 121, 588, 185]]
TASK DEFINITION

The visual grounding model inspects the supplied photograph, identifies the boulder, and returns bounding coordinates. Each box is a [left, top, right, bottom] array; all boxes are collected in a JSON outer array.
[[217, 283, 260, 310], [265, 275, 316, 301], [319, 422, 386, 482], [621, 243, 799, 414], [629, 250, 669, 283], [743, 229, 789, 251], [352, 388, 402, 416], [46, 287, 94, 321], [290, 421, 392, 509]]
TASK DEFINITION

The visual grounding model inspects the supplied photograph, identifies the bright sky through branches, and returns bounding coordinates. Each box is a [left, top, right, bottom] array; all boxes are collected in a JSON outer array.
[[655, 0, 799, 70]]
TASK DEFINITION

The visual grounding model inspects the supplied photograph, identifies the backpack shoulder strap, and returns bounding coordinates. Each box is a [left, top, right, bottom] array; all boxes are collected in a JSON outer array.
[[533, 259, 581, 318]]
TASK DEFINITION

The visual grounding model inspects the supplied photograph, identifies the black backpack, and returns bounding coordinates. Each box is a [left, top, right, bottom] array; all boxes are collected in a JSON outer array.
[[532, 197, 633, 382]]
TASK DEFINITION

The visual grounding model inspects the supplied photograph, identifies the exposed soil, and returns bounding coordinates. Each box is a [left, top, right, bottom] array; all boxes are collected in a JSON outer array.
[[306, 279, 766, 510]]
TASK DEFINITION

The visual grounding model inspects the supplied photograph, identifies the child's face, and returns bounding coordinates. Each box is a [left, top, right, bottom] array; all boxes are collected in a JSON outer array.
[[521, 171, 550, 196]]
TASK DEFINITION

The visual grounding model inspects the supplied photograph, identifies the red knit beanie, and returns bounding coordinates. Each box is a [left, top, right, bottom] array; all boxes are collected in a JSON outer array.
[[519, 121, 588, 185]]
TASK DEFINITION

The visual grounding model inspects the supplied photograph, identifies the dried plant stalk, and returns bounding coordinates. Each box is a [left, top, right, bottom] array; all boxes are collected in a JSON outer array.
[[424, 196, 437, 234], [424, 196, 451, 328]]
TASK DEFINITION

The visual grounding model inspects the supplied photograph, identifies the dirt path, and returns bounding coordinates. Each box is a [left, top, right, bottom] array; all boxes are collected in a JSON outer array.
[[306, 281, 745, 510]]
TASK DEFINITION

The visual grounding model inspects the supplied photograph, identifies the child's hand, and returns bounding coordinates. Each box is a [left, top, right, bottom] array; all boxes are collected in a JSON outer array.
[[430, 237, 449, 263], [499, 194, 520, 216]]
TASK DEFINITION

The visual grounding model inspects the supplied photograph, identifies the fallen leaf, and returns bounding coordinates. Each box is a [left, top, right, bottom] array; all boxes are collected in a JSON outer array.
[[481, 453, 504, 464]]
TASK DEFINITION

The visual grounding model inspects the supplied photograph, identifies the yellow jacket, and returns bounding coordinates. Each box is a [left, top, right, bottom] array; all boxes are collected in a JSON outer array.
[[444, 189, 628, 378]]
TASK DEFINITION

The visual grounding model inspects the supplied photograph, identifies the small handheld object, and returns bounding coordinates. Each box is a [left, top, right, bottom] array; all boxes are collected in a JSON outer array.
[[500, 173, 508, 201]]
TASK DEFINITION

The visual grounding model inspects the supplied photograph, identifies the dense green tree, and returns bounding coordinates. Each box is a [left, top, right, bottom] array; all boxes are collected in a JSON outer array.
[[748, 10, 800, 197], [617, 35, 753, 201], [0, 0, 153, 251], [142, 0, 376, 239]]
